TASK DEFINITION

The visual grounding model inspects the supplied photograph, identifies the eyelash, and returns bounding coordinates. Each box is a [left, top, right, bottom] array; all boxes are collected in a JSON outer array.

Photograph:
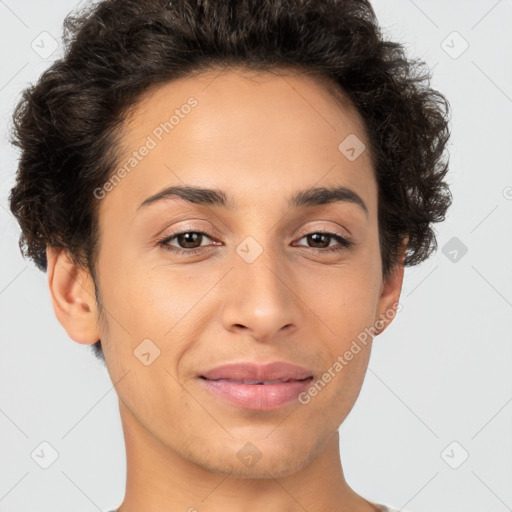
[[157, 229, 355, 256]]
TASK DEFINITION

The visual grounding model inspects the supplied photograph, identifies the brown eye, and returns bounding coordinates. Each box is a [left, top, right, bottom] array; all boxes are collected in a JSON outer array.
[[306, 233, 331, 248], [295, 231, 354, 252], [174, 232, 205, 249], [157, 229, 354, 257], [159, 230, 217, 255]]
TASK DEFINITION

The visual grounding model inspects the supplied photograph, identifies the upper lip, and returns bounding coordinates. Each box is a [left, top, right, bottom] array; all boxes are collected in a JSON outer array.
[[200, 361, 314, 382]]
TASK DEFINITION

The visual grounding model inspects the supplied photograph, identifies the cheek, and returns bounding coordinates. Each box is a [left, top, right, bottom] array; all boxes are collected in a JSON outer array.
[[100, 262, 217, 362], [301, 263, 380, 398], [303, 263, 381, 334]]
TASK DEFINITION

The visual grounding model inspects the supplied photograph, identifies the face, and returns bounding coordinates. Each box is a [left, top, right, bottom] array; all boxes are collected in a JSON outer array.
[[52, 67, 405, 479]]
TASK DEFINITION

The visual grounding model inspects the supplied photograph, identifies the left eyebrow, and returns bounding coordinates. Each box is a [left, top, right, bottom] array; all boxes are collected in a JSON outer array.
[[136, 184, 368, 217]]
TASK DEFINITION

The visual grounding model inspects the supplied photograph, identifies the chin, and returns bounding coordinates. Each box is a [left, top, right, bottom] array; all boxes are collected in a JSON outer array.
[[192, 439, 316, 480]]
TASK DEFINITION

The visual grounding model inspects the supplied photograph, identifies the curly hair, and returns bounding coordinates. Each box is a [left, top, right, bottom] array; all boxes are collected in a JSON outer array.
[[8, 0, 452, 362]]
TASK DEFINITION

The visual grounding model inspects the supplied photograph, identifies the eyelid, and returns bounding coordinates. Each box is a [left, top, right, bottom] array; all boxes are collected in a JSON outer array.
[[159, 227, 219, 246], [158, 222, 351, 244], [295, 223, 351, 239], [293, 229, 355, 252]]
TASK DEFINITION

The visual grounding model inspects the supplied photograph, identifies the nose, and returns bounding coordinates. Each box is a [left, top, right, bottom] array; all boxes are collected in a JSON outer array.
[[219, 243, 302, 342]]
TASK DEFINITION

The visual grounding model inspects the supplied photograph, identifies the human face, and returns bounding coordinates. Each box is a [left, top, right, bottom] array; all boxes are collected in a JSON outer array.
[[93, 67, 403, 479]]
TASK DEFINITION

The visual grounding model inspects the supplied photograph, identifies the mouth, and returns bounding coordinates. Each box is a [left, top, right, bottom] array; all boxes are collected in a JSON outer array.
[[197, 360, 315, 410], [199, 376, 314, 385], [198, 376, 314, 410]]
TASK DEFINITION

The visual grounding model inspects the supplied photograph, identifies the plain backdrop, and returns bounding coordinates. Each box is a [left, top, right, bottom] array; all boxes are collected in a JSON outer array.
[[1, 1, 511, 511]]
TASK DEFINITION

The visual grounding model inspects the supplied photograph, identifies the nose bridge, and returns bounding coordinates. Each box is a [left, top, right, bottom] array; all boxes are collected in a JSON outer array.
[[239, 237, 285, 300], [220, 233, 300, 340]]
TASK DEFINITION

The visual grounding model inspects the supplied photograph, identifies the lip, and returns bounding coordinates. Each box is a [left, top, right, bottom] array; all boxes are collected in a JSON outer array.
[[199, 378, 313, 410], [200, 361, 314, 381], [198, 361, 314, 411]]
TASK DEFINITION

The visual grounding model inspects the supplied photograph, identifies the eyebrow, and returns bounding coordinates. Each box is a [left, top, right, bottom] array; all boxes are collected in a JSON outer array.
[[136, 184, 368, 216]]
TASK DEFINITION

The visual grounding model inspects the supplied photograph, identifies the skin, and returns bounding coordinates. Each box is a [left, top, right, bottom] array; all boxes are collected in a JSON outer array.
[[46, 66, 406, 512]]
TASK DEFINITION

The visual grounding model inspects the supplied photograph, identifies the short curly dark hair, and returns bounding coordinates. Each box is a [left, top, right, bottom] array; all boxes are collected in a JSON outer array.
[[8, 0, 452, 362]]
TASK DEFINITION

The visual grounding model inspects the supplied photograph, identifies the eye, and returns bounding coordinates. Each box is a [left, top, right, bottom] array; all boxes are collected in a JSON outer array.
[[158, 230, 219, 256], [157, 229, 355, 256], [294, 231, 354, 253]]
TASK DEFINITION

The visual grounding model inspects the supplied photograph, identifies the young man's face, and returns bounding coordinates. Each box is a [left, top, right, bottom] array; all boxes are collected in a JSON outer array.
[[50, 67, 404, 479]]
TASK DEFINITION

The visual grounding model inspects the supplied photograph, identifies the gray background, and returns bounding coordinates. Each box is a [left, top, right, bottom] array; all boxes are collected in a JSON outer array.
[[1, 1, 511, 511]]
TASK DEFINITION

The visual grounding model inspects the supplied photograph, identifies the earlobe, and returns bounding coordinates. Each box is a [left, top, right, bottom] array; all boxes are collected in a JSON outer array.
[[46, 246, 100, 345]]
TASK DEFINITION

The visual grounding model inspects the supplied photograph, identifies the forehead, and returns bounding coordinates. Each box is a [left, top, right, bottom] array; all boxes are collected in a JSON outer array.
[[123, 66, 369, 150], [99, 67, 376, 220]]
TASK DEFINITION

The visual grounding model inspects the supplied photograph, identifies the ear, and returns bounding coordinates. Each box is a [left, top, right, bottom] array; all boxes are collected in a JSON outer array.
[[374, 237, 408, 336], [46, 246, 101, 345]]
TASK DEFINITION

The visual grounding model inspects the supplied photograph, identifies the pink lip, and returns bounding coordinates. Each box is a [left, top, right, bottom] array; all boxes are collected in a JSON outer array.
[[200, 361, 313, 381], [199, 377, 313, 410], [198, 361, 314, 410]]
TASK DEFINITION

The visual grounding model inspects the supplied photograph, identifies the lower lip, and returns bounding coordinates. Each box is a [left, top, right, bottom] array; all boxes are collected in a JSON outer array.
[[199, 377, 314, 411]]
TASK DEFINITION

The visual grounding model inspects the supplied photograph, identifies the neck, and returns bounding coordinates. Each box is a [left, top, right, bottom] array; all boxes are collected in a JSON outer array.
[[115, 400, 379, 512]]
